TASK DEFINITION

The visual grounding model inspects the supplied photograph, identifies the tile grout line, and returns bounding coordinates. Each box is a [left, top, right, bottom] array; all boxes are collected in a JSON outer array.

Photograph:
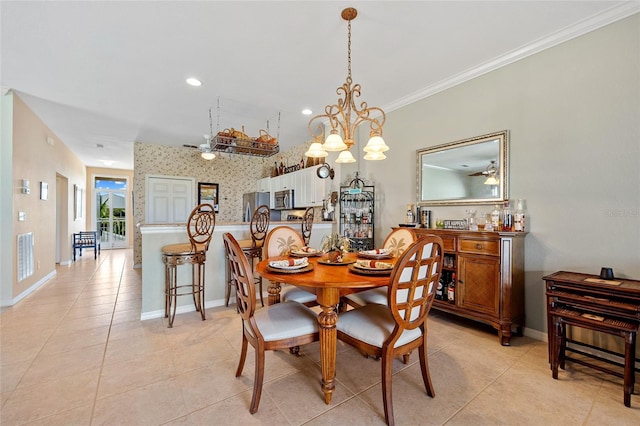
[[88, 251, 127, 425]]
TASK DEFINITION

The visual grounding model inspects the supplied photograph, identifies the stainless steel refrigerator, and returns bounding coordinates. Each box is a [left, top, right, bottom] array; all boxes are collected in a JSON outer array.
[[242, 192, 277, 222]]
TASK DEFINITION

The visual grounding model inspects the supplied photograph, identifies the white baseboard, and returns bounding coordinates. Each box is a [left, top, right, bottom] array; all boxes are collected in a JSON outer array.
[[1, 270, 57, 307]]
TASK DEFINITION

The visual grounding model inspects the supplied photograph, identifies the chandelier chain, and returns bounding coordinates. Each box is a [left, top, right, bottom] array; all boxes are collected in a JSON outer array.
[[347, 18, 352, 80]]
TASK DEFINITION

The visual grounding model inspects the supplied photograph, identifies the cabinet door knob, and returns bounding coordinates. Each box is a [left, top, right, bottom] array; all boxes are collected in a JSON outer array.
[[476, 244, 483, 249]]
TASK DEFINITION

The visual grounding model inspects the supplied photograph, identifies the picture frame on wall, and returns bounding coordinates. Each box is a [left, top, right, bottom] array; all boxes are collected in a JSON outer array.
[[40, 182, 49, 200], [198, 182, 219, 213]]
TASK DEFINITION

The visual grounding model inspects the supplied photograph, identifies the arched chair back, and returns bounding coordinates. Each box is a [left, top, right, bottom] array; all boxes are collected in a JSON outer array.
[[343, 228, 418, 310], [264, 226, 317, 306], [382, 228, 416, 257], [225, 204, 270, 307], [301, 207, 314, 245], [223, 232, 319, 414], [265, 226, 304, 257], [161, 203, 216, 327], [337, 235, 444, 425], [187, 203, 216, 252], [250, 204, 270, 248]]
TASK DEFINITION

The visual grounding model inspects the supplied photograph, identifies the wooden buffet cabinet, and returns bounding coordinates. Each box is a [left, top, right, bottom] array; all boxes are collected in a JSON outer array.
[[407, 228, 527, 345]]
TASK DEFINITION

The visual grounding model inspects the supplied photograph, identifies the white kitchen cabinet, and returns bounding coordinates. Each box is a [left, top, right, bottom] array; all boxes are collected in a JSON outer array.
[[256, 177, 271, 193]]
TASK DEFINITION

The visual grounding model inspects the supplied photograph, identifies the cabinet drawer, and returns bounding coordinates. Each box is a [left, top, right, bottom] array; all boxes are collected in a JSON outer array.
[[440, 235, 456, 252], [458, 238, 500, 256]]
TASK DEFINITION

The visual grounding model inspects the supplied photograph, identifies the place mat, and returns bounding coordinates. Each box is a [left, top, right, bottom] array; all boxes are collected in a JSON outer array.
[[357, 253, 393, 260], [318, 258, 357, 266], [266, 264, 314, 274], [348, 264, 392, 275], [583, 277, 622, 286]]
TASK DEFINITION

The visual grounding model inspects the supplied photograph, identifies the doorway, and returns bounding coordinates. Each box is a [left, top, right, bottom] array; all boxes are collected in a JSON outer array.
[[94, 176, 129, 249]]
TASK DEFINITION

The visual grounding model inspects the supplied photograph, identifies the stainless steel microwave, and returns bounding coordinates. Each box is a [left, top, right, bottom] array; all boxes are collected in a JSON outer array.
[[274, 189, 294, 210]]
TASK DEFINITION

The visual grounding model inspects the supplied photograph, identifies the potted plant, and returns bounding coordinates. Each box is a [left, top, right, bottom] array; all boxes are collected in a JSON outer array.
[[320, 233, 350, 263]]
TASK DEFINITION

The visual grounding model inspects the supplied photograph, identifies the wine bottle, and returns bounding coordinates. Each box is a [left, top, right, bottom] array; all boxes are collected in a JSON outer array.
[[514, 199, 526, 232]]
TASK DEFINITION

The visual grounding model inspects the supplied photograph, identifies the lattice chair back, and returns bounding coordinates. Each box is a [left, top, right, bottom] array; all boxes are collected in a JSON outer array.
[[250, 205, 270, 248], [301, 207, 314, 245], [223, 233, 257, 323], [187, 203, 216, 253], [388, 235, 443, 332]]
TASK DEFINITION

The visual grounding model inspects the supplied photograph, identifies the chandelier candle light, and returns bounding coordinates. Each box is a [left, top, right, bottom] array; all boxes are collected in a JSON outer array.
[[305, 7, 389, 163]]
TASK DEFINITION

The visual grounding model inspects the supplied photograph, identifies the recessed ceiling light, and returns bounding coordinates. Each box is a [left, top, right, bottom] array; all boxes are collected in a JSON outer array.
[[302, 108, 312, 115], [101, 160, 114, 166], [186, 77, 202, 87]]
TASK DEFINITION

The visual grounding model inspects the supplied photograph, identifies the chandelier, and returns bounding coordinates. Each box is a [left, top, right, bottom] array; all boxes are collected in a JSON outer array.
[[305, 7, 389, 163]]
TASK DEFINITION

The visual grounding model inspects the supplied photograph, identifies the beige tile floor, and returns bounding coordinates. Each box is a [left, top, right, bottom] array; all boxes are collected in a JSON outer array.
[[1, 249, 639, 425]]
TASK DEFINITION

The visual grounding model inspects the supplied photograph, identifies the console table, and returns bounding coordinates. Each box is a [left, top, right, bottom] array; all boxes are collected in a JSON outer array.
[[544, 271, 640, 407]]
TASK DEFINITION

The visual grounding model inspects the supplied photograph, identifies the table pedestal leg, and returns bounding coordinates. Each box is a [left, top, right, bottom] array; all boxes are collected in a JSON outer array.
[[318, 304, 338, 404], [267, 281, 281, 306]]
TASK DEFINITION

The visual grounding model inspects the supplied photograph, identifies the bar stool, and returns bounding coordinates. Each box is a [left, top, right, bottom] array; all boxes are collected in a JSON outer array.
[[301, 207, 314, 245], [161, 204, 215, 328], [226, 204, 270, 307]]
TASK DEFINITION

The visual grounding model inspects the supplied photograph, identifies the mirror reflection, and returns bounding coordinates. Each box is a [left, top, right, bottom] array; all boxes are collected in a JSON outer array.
[[417, 130, 509, 205]]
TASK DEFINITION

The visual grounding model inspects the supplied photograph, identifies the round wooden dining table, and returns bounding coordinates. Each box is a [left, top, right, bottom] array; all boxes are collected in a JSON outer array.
[[256, 252, 394, 405]]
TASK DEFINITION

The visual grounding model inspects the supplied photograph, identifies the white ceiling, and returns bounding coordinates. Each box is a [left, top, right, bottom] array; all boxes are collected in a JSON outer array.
[[3, 1, 638, 170]]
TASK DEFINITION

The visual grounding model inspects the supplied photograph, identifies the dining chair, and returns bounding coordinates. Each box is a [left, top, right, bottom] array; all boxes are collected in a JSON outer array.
[[226, 204, 270, 307], [343, 228, 417, 309], [301, 206, 314, 245], [223, 233, 319, 414], [264, 226, 317, 306], [336, 235, 443, 426], [161, 203, 216, 328]]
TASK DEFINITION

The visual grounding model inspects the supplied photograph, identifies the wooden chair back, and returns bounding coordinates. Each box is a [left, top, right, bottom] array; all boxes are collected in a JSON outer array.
[[250, 204, 270, 247], [265, 226, 304, 257], [388, 235, 443, 332], [223, 233, 257, 323], [301, 207, 314, 245], [187, 203, 216, 252], [382, 228, 416, 257]]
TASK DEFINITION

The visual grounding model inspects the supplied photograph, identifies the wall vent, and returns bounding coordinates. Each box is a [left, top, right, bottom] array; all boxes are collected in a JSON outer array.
[[17, 232, 34, 282]]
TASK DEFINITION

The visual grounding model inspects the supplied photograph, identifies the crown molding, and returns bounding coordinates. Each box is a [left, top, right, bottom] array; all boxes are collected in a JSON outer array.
[[384, 2, 640, 113]]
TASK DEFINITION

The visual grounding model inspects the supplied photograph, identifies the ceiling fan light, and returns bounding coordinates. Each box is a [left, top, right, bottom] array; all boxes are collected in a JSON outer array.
[[323, 130, 348, 151], [363, 135, 389, 153], [484, 175, 498, 185], [364, 151, 386, 161], [335, 150, 356, 163], [305, 142, 328, 158], [201, 151, 215, 160]]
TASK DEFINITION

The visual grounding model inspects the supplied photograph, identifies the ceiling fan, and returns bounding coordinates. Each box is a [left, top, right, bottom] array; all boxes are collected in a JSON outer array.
[[182, 134, 216, 160], [468, 160, 498, 177]]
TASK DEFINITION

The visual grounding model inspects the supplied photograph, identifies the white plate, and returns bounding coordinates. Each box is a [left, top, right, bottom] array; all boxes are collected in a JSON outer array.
[[357, 252, 393, 260], [268, 262, 309, 270], [354, 263, 393, 271], [290, 250, 321, 257]]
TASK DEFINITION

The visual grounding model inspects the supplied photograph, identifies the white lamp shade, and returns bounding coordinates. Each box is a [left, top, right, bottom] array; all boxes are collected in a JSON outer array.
[[304, 142, 328, 158], [363, 135, 389, 153], [323, 131, 348, 151], [201, 152, 215, 160], [335, 150, 356, 163], [484, 175, 499, 185], [363, 151, 386, 161]]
